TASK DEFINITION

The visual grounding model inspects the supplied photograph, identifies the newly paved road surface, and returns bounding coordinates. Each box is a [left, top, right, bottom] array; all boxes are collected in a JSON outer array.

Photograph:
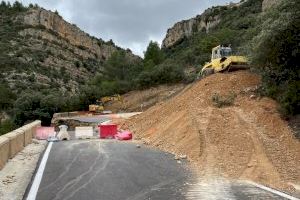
[[30, 140, 291, 200], [35, 141, 192, 200]]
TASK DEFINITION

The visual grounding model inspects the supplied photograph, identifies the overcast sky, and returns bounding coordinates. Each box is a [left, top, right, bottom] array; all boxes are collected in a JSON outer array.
[[9, 0, 239, 56]]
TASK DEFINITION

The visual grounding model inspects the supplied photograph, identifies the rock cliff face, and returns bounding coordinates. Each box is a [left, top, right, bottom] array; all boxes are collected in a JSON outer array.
[[162, 7, 221, 48], [161, 1, 262, 49], [0, 7, 136, 94], [22, 8, 116, 60]]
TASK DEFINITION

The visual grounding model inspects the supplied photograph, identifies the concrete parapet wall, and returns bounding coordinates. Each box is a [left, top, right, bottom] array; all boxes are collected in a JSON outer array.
[[6, 130, 24, 159], [20, 125, 33, 146], [30, 120, 41, 138], [0, 120, 41, 170], [0, 137, 9, 170]]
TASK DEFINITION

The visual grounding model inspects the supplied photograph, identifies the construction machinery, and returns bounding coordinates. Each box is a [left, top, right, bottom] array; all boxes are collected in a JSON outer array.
[[89, 95, 122, 113], [100, 94, 122, 104], [200, 45, 249, 77], [89, 102, 104, 113]]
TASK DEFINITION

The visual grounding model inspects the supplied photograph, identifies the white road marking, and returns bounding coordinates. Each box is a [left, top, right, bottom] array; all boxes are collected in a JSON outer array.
[[26, 142, 53, 200], [185, 178, 236, 200], [246, 181, 300, 200]]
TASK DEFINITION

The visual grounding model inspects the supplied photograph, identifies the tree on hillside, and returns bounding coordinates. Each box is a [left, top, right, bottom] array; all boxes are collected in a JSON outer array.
[[104, 51, 129, 80], [0, 119, 15, 136], [82, 50, 143, 97], [251, 0, 300, 115], [0, 84, 15, 110], [0, 1, 7, 8], [14, 92, 68, 126], [12, 1, 25, 11], [103, 50, 142, 81], [144, 41, 164, 66]]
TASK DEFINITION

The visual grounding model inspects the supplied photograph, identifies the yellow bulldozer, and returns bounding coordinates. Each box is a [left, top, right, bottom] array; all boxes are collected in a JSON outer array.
[[89, 100, 104, 113], [89, 94, 122, 113], [200, 45, 249, 77], [100, 94, 122, 104]]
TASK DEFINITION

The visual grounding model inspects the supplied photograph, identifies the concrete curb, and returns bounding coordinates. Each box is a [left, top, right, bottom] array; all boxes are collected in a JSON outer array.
[[246, 181, 300, 200], [0, 120, 41, 170]]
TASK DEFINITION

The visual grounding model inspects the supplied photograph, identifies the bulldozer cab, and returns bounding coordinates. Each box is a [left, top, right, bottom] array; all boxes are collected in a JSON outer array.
[[211, 45, 232, 60]]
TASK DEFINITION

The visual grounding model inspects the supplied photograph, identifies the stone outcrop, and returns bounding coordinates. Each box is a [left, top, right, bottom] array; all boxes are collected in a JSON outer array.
[[162, 7, 221, 48], [22, 8, 116, 60], [162, 1, 264, 49]]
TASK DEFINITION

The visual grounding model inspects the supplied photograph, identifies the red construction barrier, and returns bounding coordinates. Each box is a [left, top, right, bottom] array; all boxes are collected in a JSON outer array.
[[36, 127, 55, 140], [115, 131, 132, 141], [99, 124, 117, 139]]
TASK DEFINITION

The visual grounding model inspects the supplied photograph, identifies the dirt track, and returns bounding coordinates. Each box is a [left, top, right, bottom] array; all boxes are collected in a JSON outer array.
[[121, 71, 300, 195]]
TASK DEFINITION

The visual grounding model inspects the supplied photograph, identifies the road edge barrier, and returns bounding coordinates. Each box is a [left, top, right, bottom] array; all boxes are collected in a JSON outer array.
[[0, 120, 41, 170]]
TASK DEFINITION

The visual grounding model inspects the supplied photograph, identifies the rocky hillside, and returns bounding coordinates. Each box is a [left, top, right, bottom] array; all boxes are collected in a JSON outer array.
[[160, 0, 299, 117], [162, 3, 238, 48], [0, 4, 136, 94], [262, 0, 281, 11], [162, 0, 279, 49]]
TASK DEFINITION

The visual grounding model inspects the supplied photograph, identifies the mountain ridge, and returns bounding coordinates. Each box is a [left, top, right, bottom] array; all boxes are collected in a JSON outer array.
[[0, 4, 137, 94]]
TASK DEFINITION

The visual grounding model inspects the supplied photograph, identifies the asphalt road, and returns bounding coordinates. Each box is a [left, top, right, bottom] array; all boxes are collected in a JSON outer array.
[[35, 141, 193, 200], [30, 140, 291, 200]]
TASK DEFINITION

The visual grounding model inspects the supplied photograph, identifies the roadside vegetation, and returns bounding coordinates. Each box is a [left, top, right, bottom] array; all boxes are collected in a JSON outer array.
[[212, 92, 237, 108], [250, 0, 300, 116], [0, 0, 299, 134]]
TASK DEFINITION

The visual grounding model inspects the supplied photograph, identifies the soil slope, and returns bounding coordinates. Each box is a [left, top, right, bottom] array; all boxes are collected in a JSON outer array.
[[105, 84, 185, 113], [122, 71, 300, 194]]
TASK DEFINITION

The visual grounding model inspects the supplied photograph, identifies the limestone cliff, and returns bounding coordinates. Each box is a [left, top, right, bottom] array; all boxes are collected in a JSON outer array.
[[162, 7, 221, 48], [0, 6, 136, 94], [22, 8, 116, 60], [161, 1, 261, 49]]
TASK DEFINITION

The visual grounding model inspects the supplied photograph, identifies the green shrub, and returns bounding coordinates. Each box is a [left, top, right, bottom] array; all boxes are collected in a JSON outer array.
[[212, 92, 237, 108], [144, 41, 165, 65], [0, 119, 16, 136], [136, 62, 185, 88], [250, 0, 300, 115], [0, 83, 15, 110]]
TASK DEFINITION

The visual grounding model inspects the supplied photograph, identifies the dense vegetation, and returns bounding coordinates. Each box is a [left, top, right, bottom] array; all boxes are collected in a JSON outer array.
[[250, 0, 300, 116], [0, 0, 299, 135], [0, 1, 184, 134]]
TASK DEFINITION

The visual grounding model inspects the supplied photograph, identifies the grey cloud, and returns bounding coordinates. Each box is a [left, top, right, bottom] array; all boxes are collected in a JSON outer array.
[[10, 0, 239, 56]]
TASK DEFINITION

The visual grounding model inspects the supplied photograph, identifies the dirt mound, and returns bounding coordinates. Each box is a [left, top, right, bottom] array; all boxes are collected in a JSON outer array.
[[121, 71, 300, 194], [104, 84, 185, 112]]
